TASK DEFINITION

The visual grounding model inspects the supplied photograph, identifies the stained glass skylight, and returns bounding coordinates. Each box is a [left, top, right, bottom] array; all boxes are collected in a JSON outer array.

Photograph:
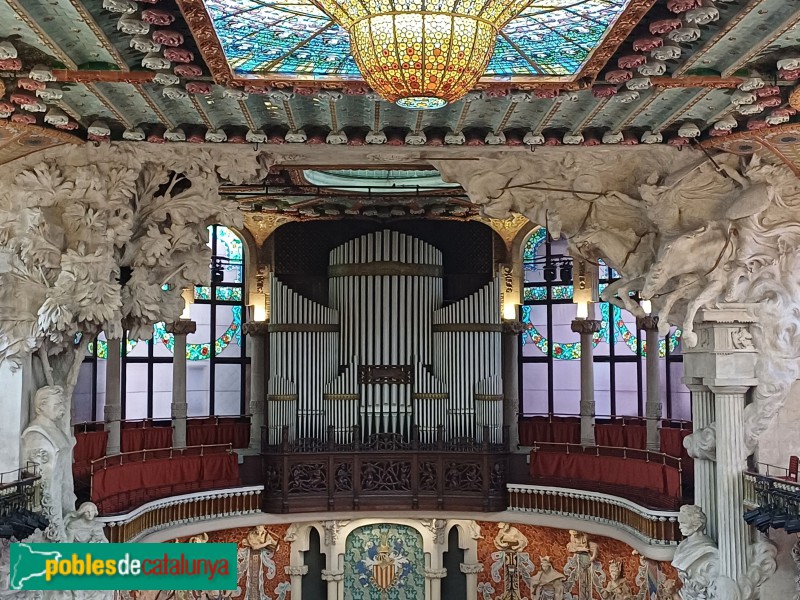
[[202, 0, 635, 80]]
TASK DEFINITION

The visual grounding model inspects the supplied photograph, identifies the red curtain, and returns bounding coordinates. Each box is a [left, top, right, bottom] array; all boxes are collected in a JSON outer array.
[[624, 425, 647, 450], [594, 424, 625, 447], [91, 452, 240, 514], [529, 451, 681, 498], [660, 428, 691, 458], [74, 431, 108, 462]]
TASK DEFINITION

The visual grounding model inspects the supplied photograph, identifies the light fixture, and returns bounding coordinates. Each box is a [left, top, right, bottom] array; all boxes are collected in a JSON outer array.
[[249, 292, 268, 322], [640, 299, 652, 316], [180, 288, 194, 320], [503, 302, 517, 320], [559, 264, 572, 284], [576, 302, 589, 320], [311, 0, 531, 109]]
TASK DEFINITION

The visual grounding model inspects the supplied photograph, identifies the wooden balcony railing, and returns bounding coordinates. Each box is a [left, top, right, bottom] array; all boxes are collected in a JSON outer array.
[[97, 485, 264, 543], [262, 425, 509, 513], [507, 484, 682, 546]]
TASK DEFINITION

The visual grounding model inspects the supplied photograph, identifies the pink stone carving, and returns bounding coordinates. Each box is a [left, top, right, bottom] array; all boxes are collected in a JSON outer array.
[[534, 89, 558, 99], [141, 9, 175, 26], [55, 120, 79, 130], [709, 128, 731, 137], [667, 0, 701, 13], [174, 64, 203, 78], [186, 81, 212, 94], [668, 136, 689, 146], [747, 119, 768, 130], [633, 37, 663, 52], [755, 86, 781, 97], [152, 30, 184, 47], [757, 97, 782, 109], [605, 70, 632, 84], [618, 54, 647, 69], [779, 68, 800, 81], [17, 78, 45, 91], [10, 113, 36, 124], [87, 132, 110, 142], [592, 85, 617, 98], [0, 58, 22, 70], [187, 132, 205, 143], [10, 92, 37, 105], [164, 48, 194, 63], [650, 19, 682, 34]]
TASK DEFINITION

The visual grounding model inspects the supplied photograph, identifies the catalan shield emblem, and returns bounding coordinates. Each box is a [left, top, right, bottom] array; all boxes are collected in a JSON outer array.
[[372, 555, 396, 591]]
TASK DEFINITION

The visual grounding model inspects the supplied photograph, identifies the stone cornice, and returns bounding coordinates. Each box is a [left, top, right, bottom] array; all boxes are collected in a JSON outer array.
[[242, 321, 270, 336], [166, 321, 197, 336], [571, 319, 602, 335]]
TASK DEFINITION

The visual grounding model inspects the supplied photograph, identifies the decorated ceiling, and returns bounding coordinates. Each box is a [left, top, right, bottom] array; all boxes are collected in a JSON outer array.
[[0, 0, 799, 168], [203, 0, 635, 80]]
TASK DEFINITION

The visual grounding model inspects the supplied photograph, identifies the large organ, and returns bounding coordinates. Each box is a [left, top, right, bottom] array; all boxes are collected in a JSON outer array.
[[266, 230, 503, 444]]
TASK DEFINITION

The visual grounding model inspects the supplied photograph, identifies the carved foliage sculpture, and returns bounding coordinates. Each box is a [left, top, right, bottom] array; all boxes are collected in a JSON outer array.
[[0, 143, 265, 540]]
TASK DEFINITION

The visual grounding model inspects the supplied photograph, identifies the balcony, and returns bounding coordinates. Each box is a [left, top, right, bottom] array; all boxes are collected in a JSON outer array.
[[261, 425, 509, 513], [0, 465, 47, 539], [744, 470, 800, 533]]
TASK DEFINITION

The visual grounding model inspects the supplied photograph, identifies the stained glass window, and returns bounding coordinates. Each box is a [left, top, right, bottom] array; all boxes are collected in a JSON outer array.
[[202, 0, 635, 79], [518, 228, 690, 421], [76, 226, 249, 421]]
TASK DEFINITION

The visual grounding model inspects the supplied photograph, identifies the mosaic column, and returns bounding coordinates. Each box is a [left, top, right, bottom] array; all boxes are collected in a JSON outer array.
[[571, 319, 602, 446], [501, 319, 525, 451], [321, 568, 343, 600], [104, 338, 122, 455], [637, 316, 662, 451], [166, 321, 196, 449], [460, 562, 484, 600], [243, 321, 269, 453], [285, 565, 308, 599]]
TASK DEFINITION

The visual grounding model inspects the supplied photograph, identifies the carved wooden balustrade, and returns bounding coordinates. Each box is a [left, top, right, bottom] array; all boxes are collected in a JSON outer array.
[[261, 425, 509, 513], [507, 484, 682, 547]]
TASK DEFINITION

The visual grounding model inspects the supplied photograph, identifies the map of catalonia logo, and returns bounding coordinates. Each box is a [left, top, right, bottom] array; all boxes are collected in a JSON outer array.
[[9, 543, 238, 591]]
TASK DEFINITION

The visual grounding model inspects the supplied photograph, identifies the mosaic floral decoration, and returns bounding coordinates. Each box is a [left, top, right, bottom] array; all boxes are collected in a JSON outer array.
[[203, 0, 635, 80], [345, 523, 423, 600]]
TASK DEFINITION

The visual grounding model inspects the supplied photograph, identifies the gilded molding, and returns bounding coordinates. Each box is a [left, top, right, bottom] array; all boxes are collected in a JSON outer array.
[[175, 0, 237, 86]]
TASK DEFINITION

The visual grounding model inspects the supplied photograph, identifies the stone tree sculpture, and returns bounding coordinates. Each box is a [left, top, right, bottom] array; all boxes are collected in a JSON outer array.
[[0, 143, 267, 543]]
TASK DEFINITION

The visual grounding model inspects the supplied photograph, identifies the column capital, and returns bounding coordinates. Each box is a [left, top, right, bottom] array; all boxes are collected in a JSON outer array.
[[171, 402, 188, 419], [243, 321, 270, 336], [285, 565, 309, 576], [460, 563, 484, 575], [708, 385, 752, 396], [570, 319, 602, 334], [579, 400, 595, 416], [636, 315, 659, 331], [425, 568, 447, 579], [166, 320, 197, 335], [501, 319, 526, 335], [104, 404, 121, 421], [321, 569, 344, 582]]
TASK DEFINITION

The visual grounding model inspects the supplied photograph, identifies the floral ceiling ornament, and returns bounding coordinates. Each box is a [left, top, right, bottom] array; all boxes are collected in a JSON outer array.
[[309, 0, 532, 109]]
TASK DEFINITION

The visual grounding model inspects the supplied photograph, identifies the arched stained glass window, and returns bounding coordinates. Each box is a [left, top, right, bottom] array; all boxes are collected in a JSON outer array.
[[518, 228, 690, 421], [74, 226, 249, 423]]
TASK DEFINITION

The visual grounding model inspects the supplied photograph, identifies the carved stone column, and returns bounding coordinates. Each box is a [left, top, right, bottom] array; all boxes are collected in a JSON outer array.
[[460, 562, 484, 600], [166, 321, 196, 449], [321, 568, 344, 600], [425, 567, 447, 600], [637, 315, 662, 451], [501, 319, 525, 451], [683, 304, 758, 585], [685, 381, 717, 542], [104, 338, 122, 455], [243, 321, 269, 453], [285, 564, 308, 599], [571, 319, 602, 446]]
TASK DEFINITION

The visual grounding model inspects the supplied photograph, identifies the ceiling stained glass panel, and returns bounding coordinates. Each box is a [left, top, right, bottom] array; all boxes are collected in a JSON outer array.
[[203, 0, 634, 79]]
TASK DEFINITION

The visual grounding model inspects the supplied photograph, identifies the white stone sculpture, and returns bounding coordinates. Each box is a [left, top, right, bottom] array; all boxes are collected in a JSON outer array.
[[205, 129, 227, 143], [639, 60, 667, 76], [652, 44, 682, 61], [738, 78, 765, 92], [777, 58, 800, 72], [28, 65, 55, 82], [246, 129, 268, 143], [285, 129, 307, 143], [686, 6, 719, 24], [326, 131, 348, 145], [602, 132, 624, 144], [731, 90, 757, 106], [122, 127, 146, 141], [118, 14, 149, 35], [563, 133, 584, 145], [64, 502, 108, 543], [737, 104, 763, 116], [20, 100, 46, 113], [223, 88, 248, 100], [712, 116, 738, 132], [677, 123, 701, 138], [529, 556, 565, 600], [21, 387, 76, 541], [445, 130, 466, 145], [44, 108, 69, 126], [103, 0, 137, 14], [162, 85, 188, 100], [627, 77, 653, 90], [485, 131, 505, 145], [153, 71, 179, 86], [523, 131, 545, 145], [494, 522, 528, 552], [164, 127, 186, 142], [37, 85, 64, 102], [603, 559, 633, 600], [0, 41, 17, 60], [130, 35, 160, 53], [667, 27, 701, 43], [366, 130, 387, 144], [615, 90, 640, 104], [142, 52, 170, 70]]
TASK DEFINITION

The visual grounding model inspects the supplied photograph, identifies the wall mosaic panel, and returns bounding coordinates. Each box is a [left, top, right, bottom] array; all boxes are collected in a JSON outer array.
[[475, 521, 680, 600], [344, 523, 424, 600]]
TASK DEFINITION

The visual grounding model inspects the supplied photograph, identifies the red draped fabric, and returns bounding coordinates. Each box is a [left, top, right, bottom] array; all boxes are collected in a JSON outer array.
[[660, 428, 691, 458], [594, 424, 625, 447], [187, 420, 250, 448], [217, 421, 250, 449], [529, 450, 681, 498], [91, 451, 239, 514], [624, 425, 647, 450], [550, 421, 580, 444], [143, 427, 172, 449], [187, 423, 218, 446], [74, 431, 108, 463]]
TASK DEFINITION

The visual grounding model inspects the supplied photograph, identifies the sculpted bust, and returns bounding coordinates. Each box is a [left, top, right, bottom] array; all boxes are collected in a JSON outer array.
[[494, 522, 528, 552], [530, 556, 565, 600], [21, 386, 76, 541], [672, 505, 720, 599], [64, 502, 108, 544]]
